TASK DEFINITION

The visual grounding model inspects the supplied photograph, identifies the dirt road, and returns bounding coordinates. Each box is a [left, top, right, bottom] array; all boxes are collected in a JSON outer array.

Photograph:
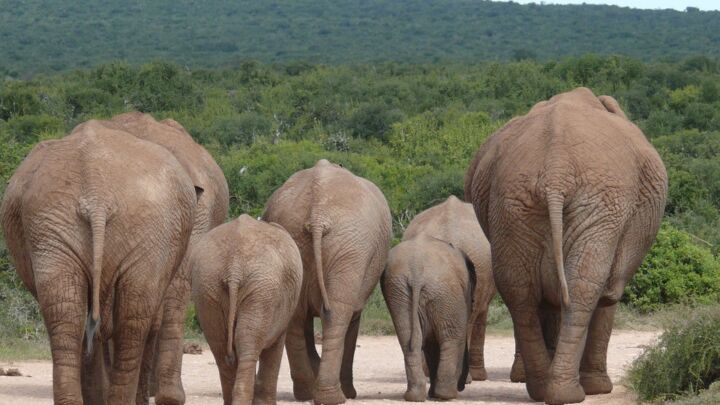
[[0, 331, 657, 404]]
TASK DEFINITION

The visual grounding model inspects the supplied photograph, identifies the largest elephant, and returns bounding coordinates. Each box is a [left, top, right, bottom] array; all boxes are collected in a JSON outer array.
[[108, 112, 229, 405], [262, 159, 392, 405], [465, 87, 667, 404], [1, 120, 198, 404]]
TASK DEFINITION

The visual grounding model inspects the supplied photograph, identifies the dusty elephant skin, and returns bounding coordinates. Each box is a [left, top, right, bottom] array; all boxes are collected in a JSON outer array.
[[262, 159, 392, 405], [465, 87, 668, 405], [191, 215, 303, 405], [109, 112, 230, 405], [0, 121, 198, 405], [402, 195, 499, 382], [381, 236, 476, 402]]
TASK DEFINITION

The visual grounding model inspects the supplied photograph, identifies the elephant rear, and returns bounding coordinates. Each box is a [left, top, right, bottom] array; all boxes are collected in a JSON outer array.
[[190, 214, 303, 405], [1, 121, 197, 404], [262, 159, 392, 404], [382, 236, 476, 401], [464, 87, 667, 404]]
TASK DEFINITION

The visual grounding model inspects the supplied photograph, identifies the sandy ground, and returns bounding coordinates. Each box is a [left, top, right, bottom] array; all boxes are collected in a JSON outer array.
[[0, 331, 657, 405]]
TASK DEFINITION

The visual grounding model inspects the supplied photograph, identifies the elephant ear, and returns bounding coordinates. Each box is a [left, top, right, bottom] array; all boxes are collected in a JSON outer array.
[[598, 95, 628, 120]]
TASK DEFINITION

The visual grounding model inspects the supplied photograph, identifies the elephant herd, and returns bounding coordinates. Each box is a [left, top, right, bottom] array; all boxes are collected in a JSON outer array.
[[0, 87, 668, 405]]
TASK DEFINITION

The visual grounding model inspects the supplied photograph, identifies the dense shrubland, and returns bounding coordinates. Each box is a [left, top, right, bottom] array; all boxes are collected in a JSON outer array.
[[2, 56, 720, 340]]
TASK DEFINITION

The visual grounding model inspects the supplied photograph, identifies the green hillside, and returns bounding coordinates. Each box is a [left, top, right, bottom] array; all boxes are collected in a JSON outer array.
[[1, 0, 719, 75]]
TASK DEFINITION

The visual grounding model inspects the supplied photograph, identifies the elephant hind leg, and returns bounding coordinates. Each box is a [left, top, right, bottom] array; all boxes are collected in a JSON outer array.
[[254, 333, 287, 405], [35, 263, 87, 405], [340, 312, 360, 399], [579, 304, 616, 395], [544, 241, 616, 405], [136, 311, 161, 405], [424, 338, 440, 399], [286, 311, 317, 401], [154, 273, 191, 405], [313, 303, 354, 405], [468, 309, 489, 381]]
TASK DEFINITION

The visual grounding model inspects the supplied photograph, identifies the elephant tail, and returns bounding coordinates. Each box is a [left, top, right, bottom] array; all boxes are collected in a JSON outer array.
[[409, 278, 422, 353], [312, 226, 331, 314], [225, 279, 240, 365], [547, 192, 570, 307], [85, 207, 107, 354]]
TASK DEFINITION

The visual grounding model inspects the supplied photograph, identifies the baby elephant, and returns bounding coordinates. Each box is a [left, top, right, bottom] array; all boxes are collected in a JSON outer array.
[[191, 215, 303, 405], [382, 236, 476, 401]]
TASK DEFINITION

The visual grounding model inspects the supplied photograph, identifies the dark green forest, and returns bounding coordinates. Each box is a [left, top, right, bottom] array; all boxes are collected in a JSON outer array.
[[1, 0, 719, 75]]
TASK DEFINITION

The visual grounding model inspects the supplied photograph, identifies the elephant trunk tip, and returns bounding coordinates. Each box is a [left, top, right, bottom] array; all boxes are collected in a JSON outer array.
[[225, 354, 235, 366]]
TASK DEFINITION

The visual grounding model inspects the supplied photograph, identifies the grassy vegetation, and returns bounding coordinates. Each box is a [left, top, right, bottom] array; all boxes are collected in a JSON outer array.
[[671, 382, 720, 405], [0, 338, 50, 361], [628, 305, 720, 402]]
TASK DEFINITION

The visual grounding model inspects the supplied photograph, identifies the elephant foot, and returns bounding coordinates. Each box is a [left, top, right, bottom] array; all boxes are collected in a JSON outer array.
[[544, 380, 585, 405], [341, 381, 357, 399], [252, 394, 277, 405], [525, 378, 546, 402], [313, 384, 346, 405], [404, 384, 426, 402], [470, 366, 487, 381], [510, 354, 526, 383], [154, 384, 185, 405], [429, 382, 457, 401], [580, 371, 613, 395], [292, 382, 315, 401]]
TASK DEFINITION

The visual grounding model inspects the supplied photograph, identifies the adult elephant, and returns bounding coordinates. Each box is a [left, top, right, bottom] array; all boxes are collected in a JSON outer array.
[[109, 112, 229, 405], [464, 88, 667, 404], [1, 121, 198, 404], [402, 195, 496, 382], [263, 159, 392, 405]]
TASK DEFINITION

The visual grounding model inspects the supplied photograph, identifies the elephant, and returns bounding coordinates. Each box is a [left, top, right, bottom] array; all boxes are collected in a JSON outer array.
[[381, 235, 476, 401], [402, 195, 496, 382], [0, 120, 198, 405], [108, 112, 229, 405], [190, 215, 303, 405], [262, 159, 392, 405], [465, 87, 667, 404]]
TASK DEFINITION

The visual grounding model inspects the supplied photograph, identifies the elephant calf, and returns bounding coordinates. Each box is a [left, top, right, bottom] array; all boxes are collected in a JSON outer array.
[[382, 236, 476, 402], [402, 195, 496, 382], [191, 215, 303, 405]]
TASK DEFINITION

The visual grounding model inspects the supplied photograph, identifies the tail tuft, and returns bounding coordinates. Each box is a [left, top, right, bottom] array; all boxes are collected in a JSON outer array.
[[85, 313, 99, 355]]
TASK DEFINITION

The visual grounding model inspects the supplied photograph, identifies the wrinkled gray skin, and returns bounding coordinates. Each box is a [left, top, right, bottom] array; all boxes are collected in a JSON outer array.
[[109, 112, 229, 405], [465, 87, 667, 404], [262, 159, 392, 405], [191, 215, 303, 405], [382, 236, 476, 402], [402, 195, 495, 382], [0, 121, 197, 405]]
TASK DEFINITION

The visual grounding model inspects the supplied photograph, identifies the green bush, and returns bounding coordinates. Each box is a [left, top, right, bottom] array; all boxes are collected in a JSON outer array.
[[0, 84, 43, 120], [5, 114, 64, 143], [628, 306, 720, 401], [624, 223, 720, 312], [0, 246, 45, 339]]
